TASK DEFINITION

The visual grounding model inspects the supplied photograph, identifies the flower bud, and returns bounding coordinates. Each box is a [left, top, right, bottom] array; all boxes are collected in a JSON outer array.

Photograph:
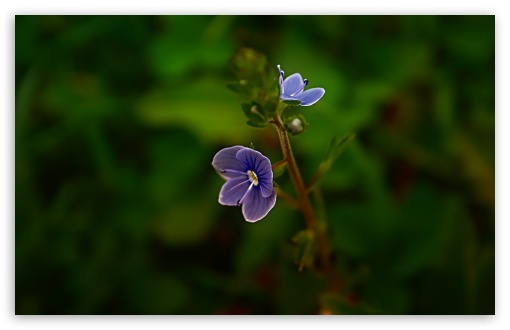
[[285, 115, 308, 136]]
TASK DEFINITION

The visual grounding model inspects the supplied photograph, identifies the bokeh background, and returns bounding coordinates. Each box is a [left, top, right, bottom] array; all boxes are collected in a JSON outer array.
[[15, 15, 494, 314]]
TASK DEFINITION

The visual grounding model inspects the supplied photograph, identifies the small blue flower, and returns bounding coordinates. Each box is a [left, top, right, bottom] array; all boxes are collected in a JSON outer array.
[[212, 146, 277, 222], [277, 65, 325, 106]]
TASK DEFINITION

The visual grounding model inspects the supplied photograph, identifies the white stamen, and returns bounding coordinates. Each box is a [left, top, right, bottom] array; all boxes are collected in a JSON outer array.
[[237, 182, 254, 206], [227, 179, 250, 193], [247, 170, 259, 186]]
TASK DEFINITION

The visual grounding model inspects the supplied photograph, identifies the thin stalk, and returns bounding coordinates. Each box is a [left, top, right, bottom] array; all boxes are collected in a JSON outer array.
[[271, 158, 288, 170], [271, 114, 340, 292], [271, 115, 314, 229]]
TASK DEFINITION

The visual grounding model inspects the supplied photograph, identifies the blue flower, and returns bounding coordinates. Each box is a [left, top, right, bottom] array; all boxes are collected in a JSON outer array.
[[212, 146, 277, 222], [277, 65, 325, 106]]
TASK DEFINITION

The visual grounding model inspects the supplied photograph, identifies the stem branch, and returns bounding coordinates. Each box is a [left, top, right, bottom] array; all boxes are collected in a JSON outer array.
[[275, 187, 300, 209], [272, 158, 288, 170]]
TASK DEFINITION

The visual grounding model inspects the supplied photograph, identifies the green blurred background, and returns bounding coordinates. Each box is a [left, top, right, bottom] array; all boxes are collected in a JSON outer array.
[[15, 15, 494, 314]]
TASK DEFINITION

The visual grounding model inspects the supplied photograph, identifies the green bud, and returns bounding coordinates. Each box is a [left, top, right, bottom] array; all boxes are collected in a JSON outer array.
[[285, 115, 309, 136]]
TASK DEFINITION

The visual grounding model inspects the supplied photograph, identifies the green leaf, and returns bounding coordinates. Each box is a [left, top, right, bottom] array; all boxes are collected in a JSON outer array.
[[246, 120, 267, 128], [326, 133, 357, 164], [291, 229, 315, 271], [241, 102, 266, 123], [272, 161, 287, 179], [308, 133, 356, 190]]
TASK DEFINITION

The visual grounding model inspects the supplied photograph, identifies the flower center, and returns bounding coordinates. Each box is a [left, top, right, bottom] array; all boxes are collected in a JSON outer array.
[[247, 170, 259, 186]]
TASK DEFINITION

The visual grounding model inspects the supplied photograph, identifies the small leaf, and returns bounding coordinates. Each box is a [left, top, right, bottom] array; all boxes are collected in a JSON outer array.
[[326, 133, 356, 164], [246, 120, 267, 128], [292, 229, 315, 271], [292, 229, 314, 244], [226, 81, 239, 93], [241, 102, 266, 123], [272, 161, 287, 179], [308, 133, 356, 190]]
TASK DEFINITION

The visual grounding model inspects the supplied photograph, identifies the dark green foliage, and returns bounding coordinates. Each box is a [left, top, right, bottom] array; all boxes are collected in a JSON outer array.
[[228, 47, 280, 120], [15, 15, 494, 315]]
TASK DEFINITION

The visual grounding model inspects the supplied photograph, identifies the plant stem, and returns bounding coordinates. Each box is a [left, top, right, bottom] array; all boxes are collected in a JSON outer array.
[[271, 115, 314, 228], [271, 115, 340, 292]]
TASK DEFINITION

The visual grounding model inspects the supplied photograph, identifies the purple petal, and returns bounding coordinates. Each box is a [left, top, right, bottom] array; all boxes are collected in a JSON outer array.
[[219, 177, 250, 206], [282, 73, 304, 96], [212, 146, 247, 179], [297, 88, 325, 106], [257, 172, 274, 198], [241, 188, 277, 222], [235, 148, 273, 197], [255, 162, 273, 198], [235, 148, 271, 175]]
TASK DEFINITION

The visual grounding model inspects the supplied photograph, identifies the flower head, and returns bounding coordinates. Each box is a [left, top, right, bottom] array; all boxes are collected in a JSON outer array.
[[277, 65, 325, 106], [212, 146, 277, 222]]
